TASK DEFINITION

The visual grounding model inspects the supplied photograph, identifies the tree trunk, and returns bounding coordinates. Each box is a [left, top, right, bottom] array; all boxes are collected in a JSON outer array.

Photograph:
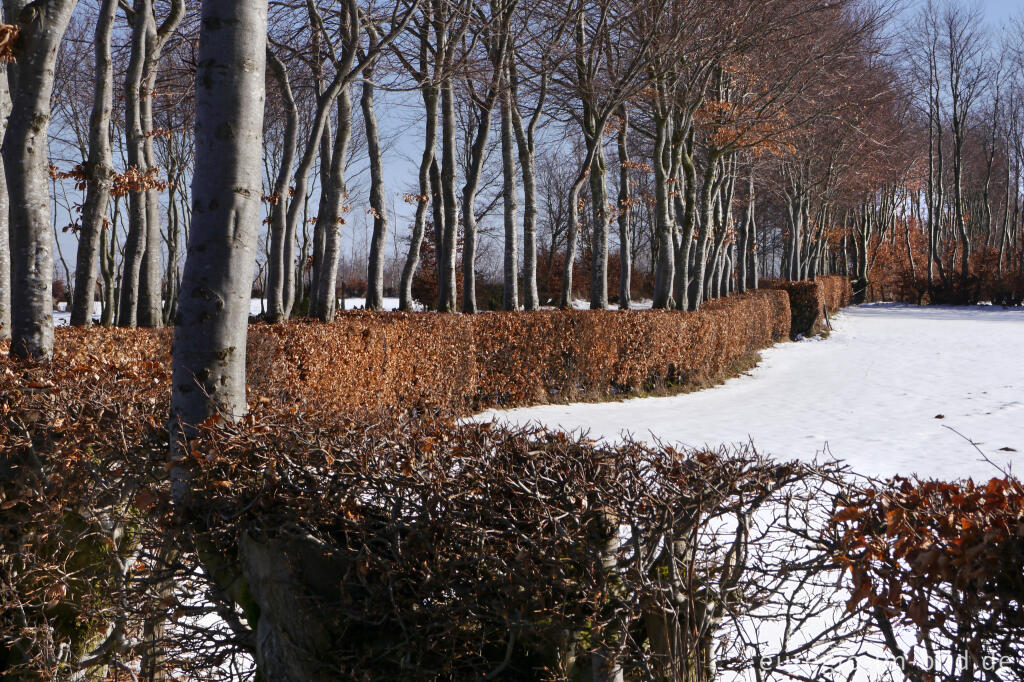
[[307, 120, 334, 314], [70, 0, 117, 327], [560, 177, 585, 308], [362, 53, 389, 312], [284, 69, 348, 318], [170, 0, 266, 450], [501, 87, 519, 311], [140, 0, 184, 328], [688, 154, 719, 311], [4, 0, 77, 361], [673, 133, 697, 310], [460, 95, 496, 314], [138, 58, 163, 328], [399, 85, 438, 312], [588, 142, 610, 310], [264, 49, 298, 323], [651, 113, 674, 308], [438, 79, 458, 312], [162, 181, 181, 325], [311, 88, 353, 322], [616, 106, 631, 310], [559, 138, 608, 309], [117, 0, 152, 328], [509, 63, 542, 310], [100, 217, 116, 325]]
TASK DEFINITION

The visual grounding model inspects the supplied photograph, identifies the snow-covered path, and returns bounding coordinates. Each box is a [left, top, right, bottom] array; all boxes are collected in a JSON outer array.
[[478, 304, 1024, 480]]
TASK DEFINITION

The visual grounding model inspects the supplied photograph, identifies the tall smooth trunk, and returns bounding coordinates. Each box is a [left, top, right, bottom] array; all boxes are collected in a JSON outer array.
[[500, 89, 518, 311], [4, 0, 77, 361], [171, 0, 266, 440], [138, 67, 163, 327], [460, 99, 494, 314], [399, 87, 437, 311], [651, 114, 673, 308], [284, 71, 346, 318], [689, 155, 720, 311], [362, 60, 389, 312], [100, 217, 116, 324], [673, 141, 697, 310], [508, 61, 542, 311], [117, 1, 151, 327], [560, 184, 581, 308], [737, 172, 755, 293], [588, 143, 609, 309], [560, 110, 613, 309], [307, 120, 334, 313], [438, 80, 458, 312], [70, 0, 117, 326], [312, 88, 353, 322], [615, 106, 631, 309], [139, 0, 184, 328], [510, 77, 540, 310], [264, 49, 298, 322]]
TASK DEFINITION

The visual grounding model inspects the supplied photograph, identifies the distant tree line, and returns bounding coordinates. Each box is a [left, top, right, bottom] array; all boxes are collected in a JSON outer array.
[[2, 0, 1022, 360]]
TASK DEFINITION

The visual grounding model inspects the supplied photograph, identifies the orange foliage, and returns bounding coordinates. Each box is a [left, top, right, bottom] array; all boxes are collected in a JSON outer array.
[[831, 475, 1024, 666], [762, 276, 852, 338], [0, 24, 17, 64]]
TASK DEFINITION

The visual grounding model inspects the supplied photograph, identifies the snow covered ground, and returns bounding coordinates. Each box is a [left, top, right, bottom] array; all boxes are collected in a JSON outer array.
[[478, 304, 1024, 481]]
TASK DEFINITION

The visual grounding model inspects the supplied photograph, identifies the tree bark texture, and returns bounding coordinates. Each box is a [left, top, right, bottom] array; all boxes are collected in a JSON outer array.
[[3, 0, 78, 361]]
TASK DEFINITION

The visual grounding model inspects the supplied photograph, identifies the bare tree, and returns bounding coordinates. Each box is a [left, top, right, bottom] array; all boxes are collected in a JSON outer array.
[[362, 23, 390, 312], [69, 0, 118, 327], [117, 0, 185, 328], [398, 8, 438, 311], [3, 0, 78, 361], [942, 2, 987, 283]]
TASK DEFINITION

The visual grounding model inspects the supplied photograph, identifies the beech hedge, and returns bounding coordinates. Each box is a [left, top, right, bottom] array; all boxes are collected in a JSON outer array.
[[4, 289, 794, 421], [247, 289, 792, 415], [763, 276, 852, 338]]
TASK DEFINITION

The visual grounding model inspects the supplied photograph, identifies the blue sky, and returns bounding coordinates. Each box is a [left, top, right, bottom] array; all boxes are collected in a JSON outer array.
[[908, 0, 1021, 25]]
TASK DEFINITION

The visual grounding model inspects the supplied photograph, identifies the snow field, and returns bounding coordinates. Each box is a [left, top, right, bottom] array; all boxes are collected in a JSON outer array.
[[478, 304, 1024, 481]]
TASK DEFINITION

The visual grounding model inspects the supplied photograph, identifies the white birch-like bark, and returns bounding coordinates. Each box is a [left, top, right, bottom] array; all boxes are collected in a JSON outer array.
[[3, 0, 77, 361]]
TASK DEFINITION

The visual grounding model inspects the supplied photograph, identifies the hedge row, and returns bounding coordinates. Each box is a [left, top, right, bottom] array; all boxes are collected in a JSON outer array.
[[763, 276, 852, 338], [17, 290, 791, 419], [247, 289, 791, 415]]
